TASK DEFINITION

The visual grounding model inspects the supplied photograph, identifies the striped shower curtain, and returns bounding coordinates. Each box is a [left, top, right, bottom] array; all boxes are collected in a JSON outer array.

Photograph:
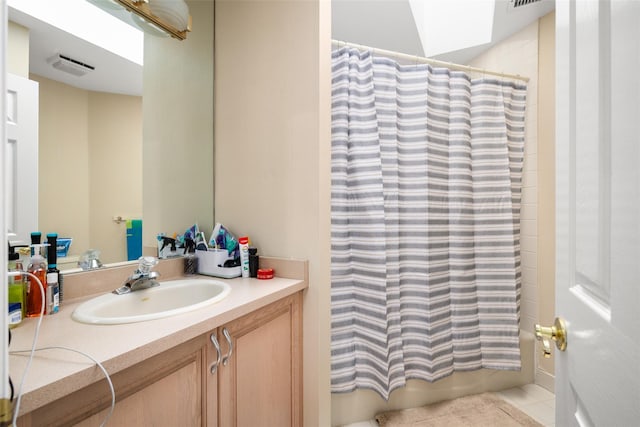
[[330, 47, 527, 399]]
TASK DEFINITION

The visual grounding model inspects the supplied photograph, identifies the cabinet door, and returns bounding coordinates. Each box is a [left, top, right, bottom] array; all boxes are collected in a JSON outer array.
[[217, 292, 302, 427], [74, 360, 201, 427], [18, 335, 208, 427]]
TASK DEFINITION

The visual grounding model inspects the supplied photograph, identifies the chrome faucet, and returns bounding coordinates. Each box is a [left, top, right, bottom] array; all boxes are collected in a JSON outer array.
[[113, 256, 160, 295]]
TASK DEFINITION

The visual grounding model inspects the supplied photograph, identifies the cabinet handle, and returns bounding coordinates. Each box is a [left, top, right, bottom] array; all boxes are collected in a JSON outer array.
[[222, 327, 233, 366], [210, 333, 221, 374]]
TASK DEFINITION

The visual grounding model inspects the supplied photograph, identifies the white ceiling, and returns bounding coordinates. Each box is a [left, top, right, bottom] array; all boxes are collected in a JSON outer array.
[[8, 3, 143, 96], [333, 0, 555, 64], [10, 0, 554, 97]]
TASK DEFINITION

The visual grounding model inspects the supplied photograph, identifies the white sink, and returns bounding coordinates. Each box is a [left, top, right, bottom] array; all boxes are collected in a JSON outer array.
[[72, 278, 231, 325]]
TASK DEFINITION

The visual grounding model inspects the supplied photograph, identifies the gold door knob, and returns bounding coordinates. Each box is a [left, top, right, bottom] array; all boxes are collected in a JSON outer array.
[[534, 317, 567, 358]]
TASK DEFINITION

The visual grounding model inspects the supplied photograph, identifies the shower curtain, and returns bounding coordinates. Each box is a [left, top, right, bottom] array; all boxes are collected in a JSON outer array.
[[330, 47, 527, 400]]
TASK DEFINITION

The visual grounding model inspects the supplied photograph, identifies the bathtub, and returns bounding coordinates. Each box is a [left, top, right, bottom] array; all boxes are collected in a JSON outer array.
[[331, 330, 536, 426]]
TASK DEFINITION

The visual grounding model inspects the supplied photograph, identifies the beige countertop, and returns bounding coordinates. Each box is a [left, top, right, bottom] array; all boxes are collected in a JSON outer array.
[[9, 271, 307, 415]]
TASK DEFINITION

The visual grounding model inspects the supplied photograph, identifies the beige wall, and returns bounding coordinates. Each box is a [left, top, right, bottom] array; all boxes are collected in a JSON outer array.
[[7, 21, 29, 77], [33, 75, 142, 264], [214, 1, 331, 425], [34, 76, 91, 259], [536, 11, 556, 390], [88, 92, 143, 262], [143, 0, 214, 251]]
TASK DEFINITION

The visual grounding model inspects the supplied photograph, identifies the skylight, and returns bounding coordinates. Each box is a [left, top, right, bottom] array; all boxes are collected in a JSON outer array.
[[408, 0, 495, 57]]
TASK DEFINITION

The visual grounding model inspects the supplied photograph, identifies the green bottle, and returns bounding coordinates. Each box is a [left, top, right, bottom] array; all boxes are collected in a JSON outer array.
[[8, 243, 26, 323]]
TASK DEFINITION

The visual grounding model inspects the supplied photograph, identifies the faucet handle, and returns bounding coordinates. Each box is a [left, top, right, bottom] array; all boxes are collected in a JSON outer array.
[[137, 256, 158, 274]]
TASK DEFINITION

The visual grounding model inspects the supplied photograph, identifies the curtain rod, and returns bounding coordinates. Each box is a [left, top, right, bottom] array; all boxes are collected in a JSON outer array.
[[332, 39, 530, 83]]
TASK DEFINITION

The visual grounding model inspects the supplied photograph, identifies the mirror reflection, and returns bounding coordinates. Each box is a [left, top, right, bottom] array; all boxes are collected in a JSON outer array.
[[8, 0, 215, 272], [34, 76, 143, 269], [9, 1, 143, 269]]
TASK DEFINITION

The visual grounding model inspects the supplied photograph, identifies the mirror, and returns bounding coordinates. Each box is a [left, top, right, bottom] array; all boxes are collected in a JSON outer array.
[[7, 0, 214, 272]]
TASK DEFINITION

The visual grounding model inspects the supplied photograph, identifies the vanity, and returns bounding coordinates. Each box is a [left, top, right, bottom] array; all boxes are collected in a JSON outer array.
[[10, 257, 307, 426]]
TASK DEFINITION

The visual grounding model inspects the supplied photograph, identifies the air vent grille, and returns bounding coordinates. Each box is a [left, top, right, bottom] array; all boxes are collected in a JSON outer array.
[[48, 54, 95, 77], [512, 0, 542, 8]]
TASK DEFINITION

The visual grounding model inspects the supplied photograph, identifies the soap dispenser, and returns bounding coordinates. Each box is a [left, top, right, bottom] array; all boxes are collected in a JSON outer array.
[[30, 231, 42, 256], [26, 244, 48, 317]]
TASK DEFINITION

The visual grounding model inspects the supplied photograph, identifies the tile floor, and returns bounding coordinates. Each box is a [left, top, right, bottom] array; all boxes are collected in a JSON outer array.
[[343, 383, 555, 427]]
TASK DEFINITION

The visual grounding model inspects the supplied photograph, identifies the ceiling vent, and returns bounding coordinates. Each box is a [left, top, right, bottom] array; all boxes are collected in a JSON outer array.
[[511, 0, 542, 8], [47, 54, 95, 77], [511, 0, 540, 9]]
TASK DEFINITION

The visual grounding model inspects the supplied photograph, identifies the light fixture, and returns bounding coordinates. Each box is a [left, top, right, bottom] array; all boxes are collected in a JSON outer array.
[[112, 0, 191, 40]]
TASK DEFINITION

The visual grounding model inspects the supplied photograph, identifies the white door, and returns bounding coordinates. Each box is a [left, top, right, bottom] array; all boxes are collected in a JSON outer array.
[[556, 1, 640, 426], [6, 73, 38, 245]]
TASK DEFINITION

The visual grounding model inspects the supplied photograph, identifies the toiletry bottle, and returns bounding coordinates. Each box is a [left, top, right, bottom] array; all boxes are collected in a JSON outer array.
[[238, 236, 250, 278], [46, 233, 60, 314], [8, 244, 25, 324], [26, 244, 48, 317], [249, 247, 259, 278]]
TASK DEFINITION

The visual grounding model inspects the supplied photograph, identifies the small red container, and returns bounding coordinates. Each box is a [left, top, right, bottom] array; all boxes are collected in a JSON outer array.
[[257, 268, 274, 280]]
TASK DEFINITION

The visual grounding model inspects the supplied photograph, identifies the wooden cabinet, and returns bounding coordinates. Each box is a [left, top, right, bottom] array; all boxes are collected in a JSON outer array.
[[16, 291, 302, 427], [215, 292, 302, 427], [18, 335, 209, 427], [75, 354, 204, 427]]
